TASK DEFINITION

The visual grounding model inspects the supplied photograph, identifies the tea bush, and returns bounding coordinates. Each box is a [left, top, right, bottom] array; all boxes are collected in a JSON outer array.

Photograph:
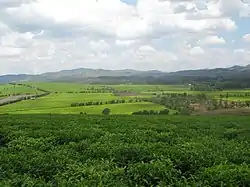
[[1, 115, 250, 186]]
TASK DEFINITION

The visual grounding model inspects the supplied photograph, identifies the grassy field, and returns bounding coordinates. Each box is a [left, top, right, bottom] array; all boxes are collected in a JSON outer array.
[[0, 93, 159, 114], [0, 84, 40, 95], [25, 82, 108, 93], [111, 84, 189, 92], [1, 82, 250, 114], [25, 82, 189, 93], [1, 115, 250, 186], [1, 102, 166, 115], [0, 92, 139, 110]]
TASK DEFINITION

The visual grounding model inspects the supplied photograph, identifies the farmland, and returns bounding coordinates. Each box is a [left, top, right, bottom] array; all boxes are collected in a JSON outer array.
[[1, 115, 250, 186], [0, 83, 186, 115], [1, 102, 166, 115], [25, 82, 190, 93], [1, 82, 250, 115], [0, 84, 41, 96], [1, 82, 250, 186]]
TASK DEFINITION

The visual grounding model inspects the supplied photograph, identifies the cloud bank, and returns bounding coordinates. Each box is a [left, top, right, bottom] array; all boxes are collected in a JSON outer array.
[[0, 0, 249, 74]]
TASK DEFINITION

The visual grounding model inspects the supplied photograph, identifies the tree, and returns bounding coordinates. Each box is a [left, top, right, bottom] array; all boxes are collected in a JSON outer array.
[[159, 109, 169, 115], [102, 108, 111, 115]]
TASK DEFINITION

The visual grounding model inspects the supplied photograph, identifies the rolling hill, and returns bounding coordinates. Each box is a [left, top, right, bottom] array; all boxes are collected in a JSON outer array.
[[1, 65, 250, 84]]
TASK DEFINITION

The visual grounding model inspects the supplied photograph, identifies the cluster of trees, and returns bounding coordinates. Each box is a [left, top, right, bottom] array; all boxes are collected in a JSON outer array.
[[190, 82, 250, 93], [158, 92, 188, 97], [190, 83, 218, 91], [80, 108, 111, 115], [132, 109, 171, 115], [206, 99, 250, 111], [189, 79, 250, 91], [219, 92, 250, 98], [65, 90, 112, 94], [64, 86, 118, 94], [148, 91, 250, 114], [145, 93, 208, 115], [70, 98, 144, 107], [71, 99, 126, 107]]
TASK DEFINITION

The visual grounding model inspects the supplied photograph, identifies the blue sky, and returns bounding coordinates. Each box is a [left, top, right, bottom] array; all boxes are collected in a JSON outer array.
[[122, 0, 136, 5], [0, 0, 249, 75]]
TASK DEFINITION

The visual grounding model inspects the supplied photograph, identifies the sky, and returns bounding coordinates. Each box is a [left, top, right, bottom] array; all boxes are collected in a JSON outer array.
[[0, 0, 250, 75]]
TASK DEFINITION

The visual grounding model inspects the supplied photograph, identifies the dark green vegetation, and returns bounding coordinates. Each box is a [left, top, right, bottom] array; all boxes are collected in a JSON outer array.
[[1, 115, 250, 186]]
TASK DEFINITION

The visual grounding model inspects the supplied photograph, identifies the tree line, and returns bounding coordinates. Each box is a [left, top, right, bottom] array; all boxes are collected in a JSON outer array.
[[132, 109, 172, 115], [70, 98, 144, 107]]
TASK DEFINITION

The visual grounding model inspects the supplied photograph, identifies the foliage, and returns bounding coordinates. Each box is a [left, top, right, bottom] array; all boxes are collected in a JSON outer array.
[[132, 109, 170, 115], [102, 108, 111, 115], [1, 115, 250, 186]]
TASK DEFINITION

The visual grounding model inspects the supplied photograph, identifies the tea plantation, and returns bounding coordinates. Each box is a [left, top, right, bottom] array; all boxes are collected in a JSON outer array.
[[1, 115, 250, 186]]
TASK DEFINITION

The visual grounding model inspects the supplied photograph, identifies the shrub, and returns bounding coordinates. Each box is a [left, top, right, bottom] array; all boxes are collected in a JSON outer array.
[[102, 108, 111, 115]]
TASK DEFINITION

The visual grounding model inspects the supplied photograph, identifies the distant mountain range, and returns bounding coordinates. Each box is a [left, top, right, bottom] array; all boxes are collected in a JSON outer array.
[[1, 65, 250, 84]]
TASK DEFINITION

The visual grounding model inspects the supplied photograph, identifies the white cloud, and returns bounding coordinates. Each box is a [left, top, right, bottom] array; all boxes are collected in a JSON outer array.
[[0, 46, 21, 57], [116, 39, 136, 47], [243, 34, 250, 42], [199, 35, 226, 45], [0, 0, 249, 75], [189, 46, 204, 56]]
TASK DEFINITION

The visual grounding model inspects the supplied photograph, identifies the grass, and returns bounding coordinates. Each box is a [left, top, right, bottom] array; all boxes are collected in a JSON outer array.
[[1, 115, 250, 186], [0, 84, 40, 95], [25, 82, 190, 93], [2, 82, 250, 115], [5, 102, 167, 114], [0, 93, 152, 113], [25, 82, 111, 92], [111, 84, 189, 92]]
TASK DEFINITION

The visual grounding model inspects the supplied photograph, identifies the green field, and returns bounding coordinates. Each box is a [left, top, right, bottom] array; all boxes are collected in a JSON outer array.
[[25, 82, 108, 93], [25, 82, 189, 93], [1, 82, 250, 186], [2, 102, 166, 114], [111, 84, 189, 92], [1, 115, 250, 186], [0, 93, 159, 114], [0, 84, 40, 96], [1, 82, 250, 115]]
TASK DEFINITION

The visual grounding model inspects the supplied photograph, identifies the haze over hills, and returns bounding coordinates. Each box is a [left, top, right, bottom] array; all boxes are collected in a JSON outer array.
[[0, 64, 250, 84]]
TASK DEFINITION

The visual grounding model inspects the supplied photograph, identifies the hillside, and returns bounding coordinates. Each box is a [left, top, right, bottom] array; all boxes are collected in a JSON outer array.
[[1, 64, 250, 84]]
